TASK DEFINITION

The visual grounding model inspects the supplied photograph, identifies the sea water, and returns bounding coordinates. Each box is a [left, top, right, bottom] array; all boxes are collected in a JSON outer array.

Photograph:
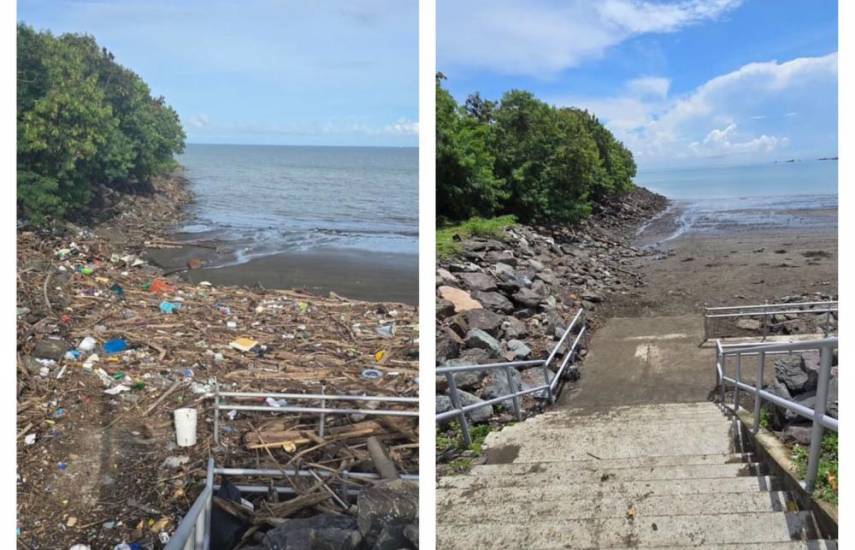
[[177, 144, 418, 264], [635, 160, 838, 240]]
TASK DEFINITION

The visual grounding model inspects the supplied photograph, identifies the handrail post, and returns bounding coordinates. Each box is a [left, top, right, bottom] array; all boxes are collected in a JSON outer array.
[[202, 458, 214, 550], [805, 344, 833, 492], [542, 361, 554, 403], [762, 305, 769, 340], [318, 384, 326, 438], [446, 372, 471, 447], [213, 381, 220, 446], [718, 347, 726, 405], [752, 351, 765, 434], [504, 366, 522, 421], [733, 353, 742, 411]]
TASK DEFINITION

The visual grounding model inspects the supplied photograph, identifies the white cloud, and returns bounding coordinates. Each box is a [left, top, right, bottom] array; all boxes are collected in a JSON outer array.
[[627, 76, 671, 99], [439, 0, 742, 75], [384, 118, 419, 136], [553, 52, 837, 165]]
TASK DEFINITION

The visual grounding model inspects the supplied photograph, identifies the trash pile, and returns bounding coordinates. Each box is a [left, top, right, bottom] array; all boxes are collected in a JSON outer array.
[[16, 176, 419, 549], [435, 187, 667, 427]]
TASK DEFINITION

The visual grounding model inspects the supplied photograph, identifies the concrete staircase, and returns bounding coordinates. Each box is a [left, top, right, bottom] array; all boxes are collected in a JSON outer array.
[[437, 402, 836, 549]]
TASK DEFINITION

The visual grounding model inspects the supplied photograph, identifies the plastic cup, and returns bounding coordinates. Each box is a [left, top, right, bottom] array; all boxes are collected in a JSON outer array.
[[174, 408, 197, 447]]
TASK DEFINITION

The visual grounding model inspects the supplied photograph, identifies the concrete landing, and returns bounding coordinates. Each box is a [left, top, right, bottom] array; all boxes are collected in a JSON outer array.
[[561, 315, 718, 409]]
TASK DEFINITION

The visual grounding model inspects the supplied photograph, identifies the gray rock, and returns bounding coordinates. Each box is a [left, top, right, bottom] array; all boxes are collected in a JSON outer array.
[[521, 368, 556, 398], [458, 272, 497, 292], [481, 368, 522, 411], [781, 425, 812, 445], [261, 515, 361, 550], [535, 271, 558, 286], [439, 359, 485, 390], [436, 391, 493, 423], [526, 258, 545, 272], [736, 318, 762, 331], [485, 250, 515, 265], [581, 292, 604, 303], [436, 299, 455, 320], [458, 347, 493, 364], [436, 268, 458, 285], [506, 339, 532, 360], [357, 480, 418, 550], [494, 262, 517, 282], [774, 355, 817, 393], [463, 309, 504, 336], [512, 288, 542, 308], [33, 338, 69, 361], [464, 329, 501, 355], [502, 317, 528, 339], [472, 291, 514, 313]]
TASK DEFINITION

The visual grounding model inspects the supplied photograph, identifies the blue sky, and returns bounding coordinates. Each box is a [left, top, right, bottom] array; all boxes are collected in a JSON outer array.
[[19, 0, 418, 147], [439, 0, 838, 168]]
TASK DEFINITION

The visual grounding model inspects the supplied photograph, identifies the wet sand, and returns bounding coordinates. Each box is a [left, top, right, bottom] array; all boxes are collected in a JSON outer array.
[[604, 207, 837, 317], [147, 246, 418, 305]]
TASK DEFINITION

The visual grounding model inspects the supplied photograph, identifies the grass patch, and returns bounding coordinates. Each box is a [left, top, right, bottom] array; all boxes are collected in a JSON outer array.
[[436, 422, 495, 458], [436, 215, 517, 259], [791, 432, 838, 504]]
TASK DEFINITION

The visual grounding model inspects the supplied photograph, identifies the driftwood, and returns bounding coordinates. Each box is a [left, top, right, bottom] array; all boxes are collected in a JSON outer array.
[[367, 436, 399, 480]]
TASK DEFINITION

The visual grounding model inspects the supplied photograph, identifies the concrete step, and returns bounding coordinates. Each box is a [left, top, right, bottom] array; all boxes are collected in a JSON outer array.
[[601, 544, 837, 550], [473, 452, 755, 467], [538, 402, 725, 421], [437, 490, 797, 522], [458, 462, 765, 486], [485, 422, 735, 461], [436, 511, 812, 549], [437, 475, 784, 500]]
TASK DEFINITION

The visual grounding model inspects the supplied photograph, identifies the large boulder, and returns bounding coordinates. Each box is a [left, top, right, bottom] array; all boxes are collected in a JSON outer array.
[[458, 272, 497, 292], [505, 339, 532, 360], [437, 286, 482, 313], [485, 250, 515, 265], [481, 368, 522, 411], [502, 317, 528, 339], [774, 355, 817, 393], [357, 480, 418, 550], [436, 390, 493, 423], [464, 329, 501, 356], [512, 288, 542, 308], [260, 515, 361, 550], [472, 291, 514, 313], [438, 358, 485, 391], [463, 309, 504, 336]]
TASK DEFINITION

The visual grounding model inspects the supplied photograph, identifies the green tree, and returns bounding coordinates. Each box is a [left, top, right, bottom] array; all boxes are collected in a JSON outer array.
[[17, 24, 185, 223], [436, 76, 506, 221]]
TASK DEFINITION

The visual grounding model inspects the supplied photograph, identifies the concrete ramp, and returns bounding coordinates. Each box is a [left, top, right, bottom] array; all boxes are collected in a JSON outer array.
[[561, 315, 718, 409]]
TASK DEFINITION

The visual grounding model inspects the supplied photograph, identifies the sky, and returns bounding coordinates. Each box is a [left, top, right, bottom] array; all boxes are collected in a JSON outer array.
[[18, 0, 418, 147], [439, 0, 838, 169]]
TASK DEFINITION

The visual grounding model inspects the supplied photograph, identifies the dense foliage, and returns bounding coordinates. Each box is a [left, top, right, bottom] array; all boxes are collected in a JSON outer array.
[[436, 75, 636, 224], [17, 24, 186, 223]]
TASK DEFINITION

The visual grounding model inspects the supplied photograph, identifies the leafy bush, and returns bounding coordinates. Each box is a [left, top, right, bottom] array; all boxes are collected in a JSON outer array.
[[436, 215, 516, 259], [17, 24, 186, 224], [436, 75, 636, 225], [791, 432, 838, 504]]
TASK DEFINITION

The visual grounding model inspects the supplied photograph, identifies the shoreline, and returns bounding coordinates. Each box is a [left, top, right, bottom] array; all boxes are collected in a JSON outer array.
[[151, 169, 419, 304]]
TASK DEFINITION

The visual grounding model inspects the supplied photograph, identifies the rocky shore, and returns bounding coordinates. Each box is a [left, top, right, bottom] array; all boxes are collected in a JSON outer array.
[[434, 187, 668, 438]]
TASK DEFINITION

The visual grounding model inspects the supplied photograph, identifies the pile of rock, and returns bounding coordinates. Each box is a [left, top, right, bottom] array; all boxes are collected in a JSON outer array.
[[435, 188, 667, 424], [766, 351, 838, 445], [724, 292, 838, 338], [241, 480, 418, 550]]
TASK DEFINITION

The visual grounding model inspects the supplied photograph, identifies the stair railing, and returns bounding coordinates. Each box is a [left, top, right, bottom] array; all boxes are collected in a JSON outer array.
[[436, 308, 586, 447], [715, 337, 838, 492], [703, 300, 837, 342]]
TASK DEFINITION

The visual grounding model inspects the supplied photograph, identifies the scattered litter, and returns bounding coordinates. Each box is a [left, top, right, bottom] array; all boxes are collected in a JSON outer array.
[[148, 278, 174, 294], [24, 434, 36, 445], [159, 301, 181, 314], [78, 336, 97, 352], [374, 350, 386, 362], [361, 369, 383, 380], [104, 385, 131, 395], [103, 338, 129, 355], [162, 455, 190, 469], [265, 397, 289, 408], [376, 322, 396, 337], [229, 337, 258, 352]]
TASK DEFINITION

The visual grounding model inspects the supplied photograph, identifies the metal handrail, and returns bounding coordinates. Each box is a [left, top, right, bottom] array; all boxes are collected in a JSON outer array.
[[166, 458, 214, 550], [715, 336, 837, 492], [212, 386, 418, 444], [703, 300, 837, 341], [436, 308, 586, 446]]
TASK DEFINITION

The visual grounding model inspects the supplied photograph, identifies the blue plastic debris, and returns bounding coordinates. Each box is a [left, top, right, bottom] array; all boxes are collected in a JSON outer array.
[[103, 339, 129, 355], [159, 301, 181, 314]]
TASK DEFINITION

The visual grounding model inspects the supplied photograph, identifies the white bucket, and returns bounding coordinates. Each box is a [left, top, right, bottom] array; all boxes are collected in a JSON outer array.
[[174, 408, 197, 447]]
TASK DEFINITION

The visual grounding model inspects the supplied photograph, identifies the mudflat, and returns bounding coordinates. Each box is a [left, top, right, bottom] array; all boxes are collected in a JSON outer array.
[[605, 208, 837, 318], [148, 245, 419, 305]]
